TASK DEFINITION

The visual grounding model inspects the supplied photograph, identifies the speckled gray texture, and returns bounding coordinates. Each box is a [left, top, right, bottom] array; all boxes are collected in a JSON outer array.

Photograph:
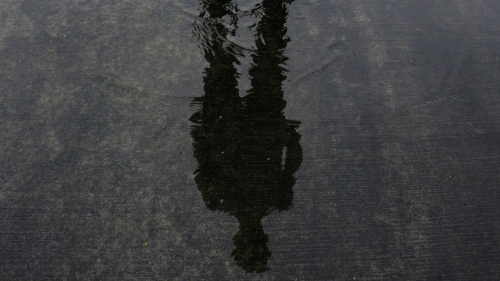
[[1, 0, 499, 280]]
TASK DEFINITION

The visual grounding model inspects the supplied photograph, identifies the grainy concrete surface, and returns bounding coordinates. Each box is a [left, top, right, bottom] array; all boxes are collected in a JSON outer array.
[[1, 0, 499, 280]]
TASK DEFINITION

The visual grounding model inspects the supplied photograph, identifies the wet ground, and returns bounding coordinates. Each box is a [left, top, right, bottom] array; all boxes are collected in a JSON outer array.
[[1, 0, 500, 280]]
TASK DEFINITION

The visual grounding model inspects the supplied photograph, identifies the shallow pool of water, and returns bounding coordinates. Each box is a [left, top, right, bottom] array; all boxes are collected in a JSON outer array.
[[1, 0, 499, 279]]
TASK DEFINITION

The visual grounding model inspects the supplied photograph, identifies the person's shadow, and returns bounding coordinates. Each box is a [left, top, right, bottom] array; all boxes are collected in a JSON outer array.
[[190, 0, 302, 273]]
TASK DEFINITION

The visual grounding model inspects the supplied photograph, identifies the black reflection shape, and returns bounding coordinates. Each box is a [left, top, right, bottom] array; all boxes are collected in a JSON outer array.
[[190, 0, 301, 273]]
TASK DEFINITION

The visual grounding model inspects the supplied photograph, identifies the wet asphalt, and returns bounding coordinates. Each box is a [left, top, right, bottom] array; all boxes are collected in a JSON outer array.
[[1, 0, 499, 280]]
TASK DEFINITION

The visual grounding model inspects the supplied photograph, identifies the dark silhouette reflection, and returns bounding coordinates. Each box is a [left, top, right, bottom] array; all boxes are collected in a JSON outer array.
[[190, 0, 302, 273]]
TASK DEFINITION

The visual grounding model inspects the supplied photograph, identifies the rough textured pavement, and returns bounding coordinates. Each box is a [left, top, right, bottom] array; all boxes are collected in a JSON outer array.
[[1, 0, 499, 280]]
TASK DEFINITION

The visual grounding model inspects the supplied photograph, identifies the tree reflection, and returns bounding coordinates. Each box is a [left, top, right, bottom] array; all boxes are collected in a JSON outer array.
[[190, 0, 301, 273]]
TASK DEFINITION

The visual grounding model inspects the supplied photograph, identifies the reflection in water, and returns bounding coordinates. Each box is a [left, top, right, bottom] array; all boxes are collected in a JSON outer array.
[[190, 0, 302, 273]]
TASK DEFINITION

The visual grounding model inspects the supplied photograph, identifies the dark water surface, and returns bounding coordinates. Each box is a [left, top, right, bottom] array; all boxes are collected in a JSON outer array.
[[1, 0, 500, 279]]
